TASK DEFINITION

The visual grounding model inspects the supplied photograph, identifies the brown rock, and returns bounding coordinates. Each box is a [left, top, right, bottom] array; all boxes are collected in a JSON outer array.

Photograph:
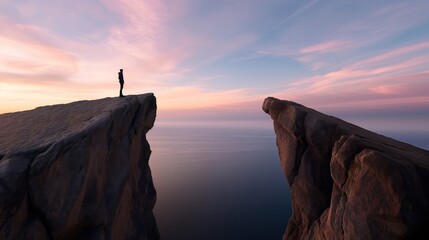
[[0, 94, 159, 240], [263, 97, 429, 240]]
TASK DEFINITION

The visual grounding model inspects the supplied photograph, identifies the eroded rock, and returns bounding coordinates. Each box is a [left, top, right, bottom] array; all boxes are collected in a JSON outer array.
[[263, 97, 429, 240], [0, 94, 159, 240]]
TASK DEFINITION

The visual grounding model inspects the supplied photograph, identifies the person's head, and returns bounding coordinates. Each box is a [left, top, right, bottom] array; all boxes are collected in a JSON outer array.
[[120, 69, 123, 72]]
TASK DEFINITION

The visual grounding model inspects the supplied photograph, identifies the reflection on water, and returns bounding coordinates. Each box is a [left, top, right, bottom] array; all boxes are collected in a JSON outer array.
[[148, 124, 291, 240]]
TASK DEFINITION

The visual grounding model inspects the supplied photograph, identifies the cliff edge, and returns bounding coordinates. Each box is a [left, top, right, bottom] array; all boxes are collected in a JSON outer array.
[[0, 94, 159, 240], [263, 97, 429, 240]]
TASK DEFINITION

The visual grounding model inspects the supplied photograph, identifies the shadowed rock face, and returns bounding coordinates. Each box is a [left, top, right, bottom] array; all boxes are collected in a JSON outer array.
[[263, 97, 429, 240], [0, 94, 159, 240]]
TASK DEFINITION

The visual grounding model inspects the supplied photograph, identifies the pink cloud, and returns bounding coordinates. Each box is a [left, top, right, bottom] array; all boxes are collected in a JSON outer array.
[[352, 41, 429, 69], [289, 40, 429, 96], [274, 39, 429, 112], [276, 71, 429, 112], [293, 39, 366, 71], [0, 36, 77, 77], [0, 20, 80, 103], [369, 84, 405, 95]]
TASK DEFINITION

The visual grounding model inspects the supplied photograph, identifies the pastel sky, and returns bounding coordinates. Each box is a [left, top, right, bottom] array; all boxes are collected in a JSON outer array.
[[1, 0, 429, 131]]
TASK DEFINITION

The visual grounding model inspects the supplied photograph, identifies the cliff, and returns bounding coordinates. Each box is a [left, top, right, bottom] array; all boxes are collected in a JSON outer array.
[[0, 94, 159, 240], [263, 97, 429, 240]]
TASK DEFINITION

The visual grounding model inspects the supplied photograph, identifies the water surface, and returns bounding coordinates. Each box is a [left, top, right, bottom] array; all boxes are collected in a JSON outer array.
[[148, 124, 291, 240], [147, 123, 429, 240]]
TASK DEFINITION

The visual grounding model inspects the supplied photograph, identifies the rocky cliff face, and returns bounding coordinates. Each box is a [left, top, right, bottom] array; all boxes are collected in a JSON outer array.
[[0, 94, 159, 240], [263, 97, 429, 240]]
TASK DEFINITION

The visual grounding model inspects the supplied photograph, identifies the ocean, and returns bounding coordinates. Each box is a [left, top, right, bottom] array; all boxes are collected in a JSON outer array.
[[147, 123, 429, 240]]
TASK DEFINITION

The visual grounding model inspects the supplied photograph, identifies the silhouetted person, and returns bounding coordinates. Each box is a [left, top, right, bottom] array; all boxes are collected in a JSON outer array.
[[118, 69, 124, 97]]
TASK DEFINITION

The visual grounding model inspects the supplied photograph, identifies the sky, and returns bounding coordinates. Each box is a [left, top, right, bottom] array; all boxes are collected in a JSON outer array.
[[1, 0, 429, 131]]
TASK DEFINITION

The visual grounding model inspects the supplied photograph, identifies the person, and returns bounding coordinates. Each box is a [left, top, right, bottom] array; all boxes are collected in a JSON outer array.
[[118, 69, 124, 97]]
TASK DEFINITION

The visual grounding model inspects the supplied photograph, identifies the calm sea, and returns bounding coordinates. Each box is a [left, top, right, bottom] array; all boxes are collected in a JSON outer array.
[[147, 123, 429, 240]]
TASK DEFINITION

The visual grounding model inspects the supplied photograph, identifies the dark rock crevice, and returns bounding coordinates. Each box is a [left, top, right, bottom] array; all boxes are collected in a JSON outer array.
[[26, 146, 55, 240]]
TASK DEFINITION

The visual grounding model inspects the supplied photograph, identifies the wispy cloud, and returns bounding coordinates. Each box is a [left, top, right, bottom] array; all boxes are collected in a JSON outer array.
[[261, 0, 320, 38], [275, 40, 429, 111], [351, 41, 429, 69], [300, 40, 353, 54], [0, 17, 77, 81]]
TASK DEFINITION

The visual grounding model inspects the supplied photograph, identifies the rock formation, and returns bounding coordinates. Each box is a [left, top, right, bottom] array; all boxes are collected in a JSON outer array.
[[263, 97, 429, 240], [0, 94, 159, 240]]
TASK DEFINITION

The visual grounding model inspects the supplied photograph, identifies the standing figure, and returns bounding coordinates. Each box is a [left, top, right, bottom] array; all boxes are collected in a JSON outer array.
[[118, 68, 124, 97]]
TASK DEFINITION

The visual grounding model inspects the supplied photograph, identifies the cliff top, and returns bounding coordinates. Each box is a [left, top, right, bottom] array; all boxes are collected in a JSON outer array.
[[0, 93, 155, 157], [263, 96, 429, 170]]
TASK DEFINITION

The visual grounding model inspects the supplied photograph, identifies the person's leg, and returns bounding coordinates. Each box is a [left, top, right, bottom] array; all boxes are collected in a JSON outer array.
[[120, 83, 123, 97]]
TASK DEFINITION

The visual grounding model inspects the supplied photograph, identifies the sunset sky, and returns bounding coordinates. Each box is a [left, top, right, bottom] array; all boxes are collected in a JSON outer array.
[[1, 0, 428, 131]]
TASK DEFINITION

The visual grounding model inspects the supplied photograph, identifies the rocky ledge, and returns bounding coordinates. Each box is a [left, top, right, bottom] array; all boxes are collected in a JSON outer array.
[[263, 97, 429, 240], [0, 94, 159, 240]]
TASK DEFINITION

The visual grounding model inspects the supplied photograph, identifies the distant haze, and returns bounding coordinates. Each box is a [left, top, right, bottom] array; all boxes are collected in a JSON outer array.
[[1, 0, 428, 132]]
